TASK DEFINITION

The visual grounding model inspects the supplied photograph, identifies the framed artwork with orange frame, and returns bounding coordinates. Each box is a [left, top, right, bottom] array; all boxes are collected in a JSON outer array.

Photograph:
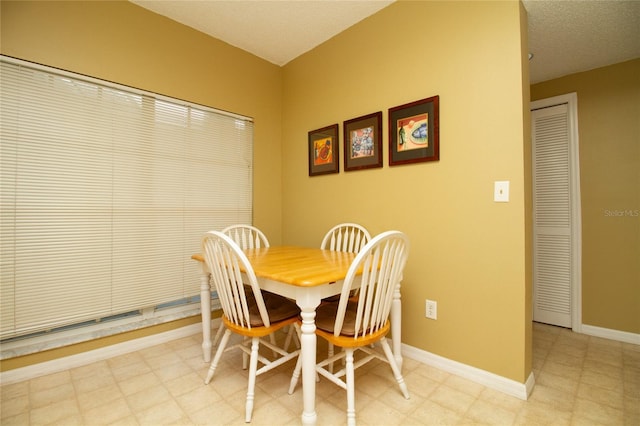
[[308, 123, 339, 176]]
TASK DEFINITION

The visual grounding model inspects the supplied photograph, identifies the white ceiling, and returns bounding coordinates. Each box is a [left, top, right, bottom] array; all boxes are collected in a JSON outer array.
[[130, 0, 640, 84]]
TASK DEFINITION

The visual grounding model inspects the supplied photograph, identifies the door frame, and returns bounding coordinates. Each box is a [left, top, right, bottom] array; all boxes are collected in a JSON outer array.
[[531, 92, 582, 333]]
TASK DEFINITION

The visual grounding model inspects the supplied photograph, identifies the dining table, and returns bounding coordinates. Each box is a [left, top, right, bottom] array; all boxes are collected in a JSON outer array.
[[192, 245, 404, 425]]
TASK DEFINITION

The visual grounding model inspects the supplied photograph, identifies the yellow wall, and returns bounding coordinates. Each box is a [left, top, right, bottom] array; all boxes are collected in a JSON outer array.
[[281, 0, 531, 382], [531, 59, 640, 334], [1, 0, 533, 384]]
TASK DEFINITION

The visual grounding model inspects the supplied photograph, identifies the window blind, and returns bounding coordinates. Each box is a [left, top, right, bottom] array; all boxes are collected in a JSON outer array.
[[0, 56, 253, 340]]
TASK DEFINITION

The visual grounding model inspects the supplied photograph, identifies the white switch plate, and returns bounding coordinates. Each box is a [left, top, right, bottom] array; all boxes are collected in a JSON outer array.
[[494, 181, 510, 202]]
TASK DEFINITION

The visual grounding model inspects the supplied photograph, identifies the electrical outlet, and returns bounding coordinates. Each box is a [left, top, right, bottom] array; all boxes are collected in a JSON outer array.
[[426, 299, 437, 320]]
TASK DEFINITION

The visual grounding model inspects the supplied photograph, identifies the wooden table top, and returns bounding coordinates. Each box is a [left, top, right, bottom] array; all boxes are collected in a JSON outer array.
[[192, 246, 356, 287]]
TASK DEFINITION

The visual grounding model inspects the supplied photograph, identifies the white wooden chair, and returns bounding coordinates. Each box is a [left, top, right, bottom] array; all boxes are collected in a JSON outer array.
[[289, 231, 410, 426], [320, 223, 371, 254], [222, 224, 270, 249], [211, 225, 272, 348], [202, 231, 300, 423], [320, 223, 372, 363]]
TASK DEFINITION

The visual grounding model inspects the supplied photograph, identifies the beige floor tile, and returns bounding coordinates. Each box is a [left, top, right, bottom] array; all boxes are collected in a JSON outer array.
[[73, 371, 117, 394], [153, 360, 193, 383], [581, 369, 625, 392], [1, 412, 30, 426], [408, 399, 463, 425], [106, 415, 140, 426], [404, 370, 440, 399], [314, 398, 351, 425], [586, 345, 624, 368], [144, 351, 184, 371], [541, 358, 583, 381], [464, 398, 519, 425], [583, 358, 624, 380], [535, 370, 580, 394], [2, 323, 638, 425], [412, 363, 452, 383], [429, 383, 477, 415], [110, 360, 152, 382], [189, 399, 242, 425], [623, 349, 640, 370], [30, 382, 76, 409], [477, 387, 526, 413], [527, 382, 575, 412], [1, 380, 29, 401], [176, 386, 223, 417], [106, 351, 145, 369], [0, 392, 29, 419], [82, 397, 132, 425], [514, 402, 572, 425], [163, 371, 204, 398], [137, 343, 172, 360], [249, 399, 298, 426], [443, 374, 486, 398], [255, 369, 298, 399], [134, 399, 186, 425], [76, 382, 125, 411], [49, 413, 85, 426], [623, 398, 640, 426], [29, 371, 71, 393], [357, 398, 407, 426], [126, 384, 172, 413], [29, 397, 81, 425], [354, 369, 399, 399], [577, 381, 624, 410], [119, 371, 161, 396], [377, 383, 424, 415], [572, 397, 625, 425], [70, 361, 111, 381]]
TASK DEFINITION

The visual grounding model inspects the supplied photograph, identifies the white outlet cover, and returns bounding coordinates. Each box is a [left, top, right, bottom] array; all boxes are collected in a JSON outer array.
[[494, 181, 509, 202]]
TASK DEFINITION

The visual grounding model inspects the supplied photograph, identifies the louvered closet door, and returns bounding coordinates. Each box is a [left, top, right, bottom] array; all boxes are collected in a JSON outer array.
[[532, 103, 572, 327]]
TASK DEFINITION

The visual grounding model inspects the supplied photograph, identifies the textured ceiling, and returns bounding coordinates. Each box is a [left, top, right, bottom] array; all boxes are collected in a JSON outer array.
[[130, 0, 394, 67], [524, 0, 640, 83], [130, 0, 640, 84]]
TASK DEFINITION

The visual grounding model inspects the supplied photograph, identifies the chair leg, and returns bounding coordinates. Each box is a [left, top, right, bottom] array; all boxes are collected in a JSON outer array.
[[345, 348, 356, 426], [205, 329, 232, 384], [242, 337, 249, 369], [212, 323, 225, 347], [287, 351, 303, 395], [269, 333, 278, 358], [327, 342, 335, 373], [245, 337, 260, 423], [379, 337, 410, 399], [283, 324, 300, 351]]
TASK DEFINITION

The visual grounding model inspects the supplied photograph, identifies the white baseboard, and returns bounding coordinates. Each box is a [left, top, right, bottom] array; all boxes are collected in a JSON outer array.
[[0, 319, 221, 386], [401, 343, 534, 401], [581, 324, 640, 345]]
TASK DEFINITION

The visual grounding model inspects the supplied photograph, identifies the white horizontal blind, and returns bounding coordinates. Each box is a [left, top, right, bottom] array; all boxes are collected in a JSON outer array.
[[0, 57, 253, 339]]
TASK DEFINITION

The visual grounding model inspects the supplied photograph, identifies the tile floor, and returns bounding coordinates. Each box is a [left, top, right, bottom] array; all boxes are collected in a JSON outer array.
[[1, 322, 638, 425]]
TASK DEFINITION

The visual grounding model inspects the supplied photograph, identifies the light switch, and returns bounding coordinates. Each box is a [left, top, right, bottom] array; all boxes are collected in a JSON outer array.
[[494, 181, 509, 202]]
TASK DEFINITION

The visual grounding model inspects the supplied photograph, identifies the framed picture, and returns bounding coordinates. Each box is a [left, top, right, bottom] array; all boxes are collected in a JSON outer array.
[[389, 95, 439, 166], [343, 111, 383, 172], [308, 124, 339, 176]]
